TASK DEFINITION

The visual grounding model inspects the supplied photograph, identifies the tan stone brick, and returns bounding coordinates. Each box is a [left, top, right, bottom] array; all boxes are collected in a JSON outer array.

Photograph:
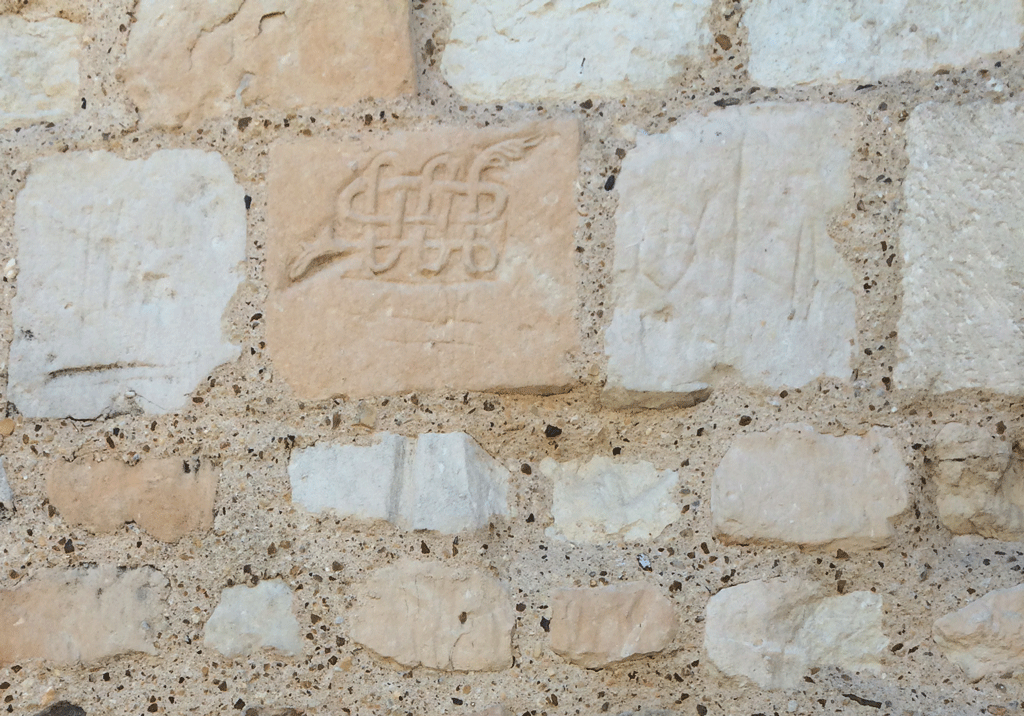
[[266, 122, 580, 399]]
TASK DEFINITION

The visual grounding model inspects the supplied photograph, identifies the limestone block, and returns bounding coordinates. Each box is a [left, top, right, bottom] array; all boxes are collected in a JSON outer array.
[[745, 0, 1023, 87], [10, 150, 246, 418], [604, 104, 857, 406], [930, 423, 1024, 540], [897, 102, 1024, 393], [704, 578, 886, 689], [0, 458, 12, 513], [0, 565, 168, 665], [440, 0, 712, 102], [549, 583, 676, 668], [204, 580, 303, 658], [0, 16, 81, 129], [933, 583, 1024, 681], [267, 122, 579, 398], [540, 456, 680, 543], [46, 457, 216, 542], [289, 432, 509, 533], [350, 559, 514, 671], [712, 425, 909, 550], [124, 0, 414, 128]]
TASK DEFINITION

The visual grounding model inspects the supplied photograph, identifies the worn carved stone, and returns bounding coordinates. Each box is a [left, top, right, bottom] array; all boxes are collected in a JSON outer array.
[[10, 150, 246, 418], [0, 565, 168, 665], [350, 560, 514, 671], [267, 122, 580, 398], [933, 583, 1024, 681], [46, 457, 216, 542], [124, 0, 415, 128], [604, 104, 857, 407], [705, 578, 887, 689], [549, 583, 676, 668], [204, 580, 303, 658], [0, 16, 81, 129]]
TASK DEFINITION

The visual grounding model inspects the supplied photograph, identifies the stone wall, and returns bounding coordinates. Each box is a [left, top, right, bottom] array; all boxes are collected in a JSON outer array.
[[0, 1, 1023, 715]]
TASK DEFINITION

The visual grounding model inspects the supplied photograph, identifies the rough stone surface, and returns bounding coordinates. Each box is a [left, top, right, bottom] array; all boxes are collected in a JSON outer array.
[[440, 0, 712, 102], [745, 0, 1023, 87], [203, 580, 303, 658], [10, 150, 246, 418], [704, 578, 887, 689], [0, 16, 81, 129], [46, 457, 216, 542], [0, 566, 168, 665], [289, 432, 509, 533], [33, 703, 86, 716], [549, 583, 676, 668], [267, 123, 579, 398], [897, 102, 1024, 393], [712, 425, 910, 549], [350, 559, 514, 671], [124, 0, 415, 129], [0, 458, 12, 514], [604, 104, 857, 405], [930, 422, 1024, 541], [933, 583, 1024, 681], [541, 456, 680, 543]]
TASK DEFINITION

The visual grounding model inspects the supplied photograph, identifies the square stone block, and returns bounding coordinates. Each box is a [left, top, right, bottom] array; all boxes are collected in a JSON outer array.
[[0, 16, 81, 129], [266, 122, 580, 399]]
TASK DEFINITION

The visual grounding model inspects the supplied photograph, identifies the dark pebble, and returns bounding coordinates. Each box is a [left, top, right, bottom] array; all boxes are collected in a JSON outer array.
[[544, 424, 562, 438]]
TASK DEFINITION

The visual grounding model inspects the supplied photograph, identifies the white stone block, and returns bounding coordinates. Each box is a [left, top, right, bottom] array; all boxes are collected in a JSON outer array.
[[0, 458, 11, 513], [0, 16, 81, 129], [10, 150, 246, 418], [204, 580, 303, 658], [541, 456, 680, 543], [440, 0, 713, 102], [745, 0, 1023, 87], [605, 104, 857, 405], [897, 102, 1024, 393], [933, 583, 1024, 681]]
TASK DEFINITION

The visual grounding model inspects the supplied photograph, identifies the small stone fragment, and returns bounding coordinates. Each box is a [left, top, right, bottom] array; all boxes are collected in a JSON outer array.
[[0, 418, 15, 437], [204, 580, 303, 658], [549, 583, 676, 668], [712, 425, 910, 550], [350, 559, 514, 671], [0, 458, 12, 514], [704, 578, 887, 689], [353, 400, 377, 429], [466, 707, 511, 716], [541, 456, 680, 543], [0, 565, 168, 665], [46, 457, 217, 542], [244, 709, 304, 716], [33, 703, 86, 716], [0, 17, 81, 129], [933, 583, 1024, 681]]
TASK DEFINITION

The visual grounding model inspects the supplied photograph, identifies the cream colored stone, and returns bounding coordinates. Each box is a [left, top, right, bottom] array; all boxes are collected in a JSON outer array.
[[704, 578, 886, 689], [712, 425, 910, 550], [124, 0, 414, 129], [0, 458, 12, 513], [0, 16, 81, 129], [897, 102, 1024, 393], [933, 583, 1024, 681], [267, 123, 580, 398], [605, 104, 857, 405], [9, 149, 246, 418], [745, 0, 1023, 87], [541, 456, 680, 543], [350, 560, 514, 671], [204, 580, 303, 658], [549, 583, 675, 668], [0, 565, 168, 665], [46, 457, 216, 542]]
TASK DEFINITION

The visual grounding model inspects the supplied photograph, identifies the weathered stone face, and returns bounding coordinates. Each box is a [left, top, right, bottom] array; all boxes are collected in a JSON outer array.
[[0, 566, 168, 665], [266, 122, 580, 398], [933, 583, 1024, 681], [0, 16, 81, 129], [549, 583, 676, 668], [712, 425, 910, 550], [897, 102, 1024, 394], [203, 580, 303, 658], [350, 560, 514, 671], [745, 0, 1023, 87], [604, 104, 857, 406], [10, 150, 246, 419], [124, 0, 415, 128]]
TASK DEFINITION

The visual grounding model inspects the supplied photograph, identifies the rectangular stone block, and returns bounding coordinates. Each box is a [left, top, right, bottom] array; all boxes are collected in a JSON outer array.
[[745, 0, 1023, 86], [267, 122, 580, 398], [897, 102, 1024, 394], [605, 104, 857, 406], [0, 16, 81, 129]]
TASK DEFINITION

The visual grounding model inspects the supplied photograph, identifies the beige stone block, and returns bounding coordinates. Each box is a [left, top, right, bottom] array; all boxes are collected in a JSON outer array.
[[266, 122, 580, 398], [0, 566, 167, 665], [350, 559, 514, 671], [933, 583, 1024, 681], [0, 16, 81, 129], [46, 457, 216, 542], [124, 0, 415, 129], [549, 583, 676, 668]]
